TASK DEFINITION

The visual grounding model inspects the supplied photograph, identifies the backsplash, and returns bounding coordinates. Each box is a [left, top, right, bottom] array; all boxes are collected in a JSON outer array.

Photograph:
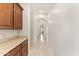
[[0, 30, 21, 40]]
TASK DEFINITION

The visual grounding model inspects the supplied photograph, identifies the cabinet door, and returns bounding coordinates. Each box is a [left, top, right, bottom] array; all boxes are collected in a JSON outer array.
[[0, 3, 13, 29], [22, 40, 28, 56], [14, 4, 23, 29], [22, 44, 28, 56], [14, 50, 22, 56]]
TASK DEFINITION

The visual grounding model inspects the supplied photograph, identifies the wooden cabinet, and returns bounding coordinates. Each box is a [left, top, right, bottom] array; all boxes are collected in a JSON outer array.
[[14, 4, 23, 29], [0, 4, 13, 29], [0, 3, 23, 29], [14, 49, 22, 56], [21, 40, 28, 56], [4, 39, 28, 56]]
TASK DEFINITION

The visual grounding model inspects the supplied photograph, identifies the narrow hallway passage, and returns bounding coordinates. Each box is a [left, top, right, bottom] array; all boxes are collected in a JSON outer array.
[[29, 3, 54, 56]]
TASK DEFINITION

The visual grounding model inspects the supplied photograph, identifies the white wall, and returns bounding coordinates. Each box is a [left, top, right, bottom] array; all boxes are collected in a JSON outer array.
[[73, 4, 79, 55], [30, 11, 35, 46], [48, 3, 79, 56], [20, 3, 28, 36]]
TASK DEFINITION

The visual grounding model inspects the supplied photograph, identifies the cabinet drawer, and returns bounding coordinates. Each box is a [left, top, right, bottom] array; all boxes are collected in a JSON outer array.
[[5, 44, 21, 56]]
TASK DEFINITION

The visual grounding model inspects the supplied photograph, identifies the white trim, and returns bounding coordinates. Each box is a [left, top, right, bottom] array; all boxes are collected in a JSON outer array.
[[27, 3, 30, 55]]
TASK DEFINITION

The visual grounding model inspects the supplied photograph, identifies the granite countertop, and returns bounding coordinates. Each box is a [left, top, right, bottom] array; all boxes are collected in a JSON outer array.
[[0, 36, 28, 56]]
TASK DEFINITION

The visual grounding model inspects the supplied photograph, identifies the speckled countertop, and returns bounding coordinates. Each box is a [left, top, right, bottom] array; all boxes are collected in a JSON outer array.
[[0, 36, 28, 56]]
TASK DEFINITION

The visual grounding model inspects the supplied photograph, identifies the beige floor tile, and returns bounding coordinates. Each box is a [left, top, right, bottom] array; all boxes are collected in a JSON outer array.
[[28, 41, 54, 56]]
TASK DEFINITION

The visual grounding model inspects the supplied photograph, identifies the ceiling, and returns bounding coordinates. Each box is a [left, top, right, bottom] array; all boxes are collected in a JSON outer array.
[[30, 3, 55, 14]]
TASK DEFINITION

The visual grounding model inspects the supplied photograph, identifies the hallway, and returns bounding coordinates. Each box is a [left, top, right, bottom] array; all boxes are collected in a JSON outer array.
[[28, 41, 54, 56]]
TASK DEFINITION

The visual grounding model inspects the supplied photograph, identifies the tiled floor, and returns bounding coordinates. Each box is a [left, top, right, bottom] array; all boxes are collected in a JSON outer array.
[[28, 41, 54, 56]]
